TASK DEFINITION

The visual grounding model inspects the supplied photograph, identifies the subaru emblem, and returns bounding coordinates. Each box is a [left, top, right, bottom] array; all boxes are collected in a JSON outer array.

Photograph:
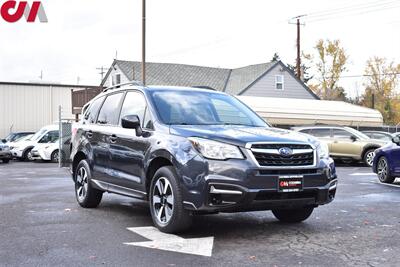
[[279, 147, 293, 157]]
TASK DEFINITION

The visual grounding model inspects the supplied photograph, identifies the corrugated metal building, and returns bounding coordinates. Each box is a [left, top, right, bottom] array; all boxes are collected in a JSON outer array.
[[0, 82, 100, 137]]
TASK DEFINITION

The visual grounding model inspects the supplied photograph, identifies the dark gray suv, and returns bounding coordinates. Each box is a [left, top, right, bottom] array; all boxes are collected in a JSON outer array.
[[70, 83, 337, 233]]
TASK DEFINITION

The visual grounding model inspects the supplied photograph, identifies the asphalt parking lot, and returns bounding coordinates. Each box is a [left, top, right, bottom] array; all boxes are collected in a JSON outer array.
[[1, 162, 400, 267]]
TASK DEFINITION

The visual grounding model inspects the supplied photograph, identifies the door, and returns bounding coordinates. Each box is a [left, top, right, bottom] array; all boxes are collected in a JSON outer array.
[[83, 96, 106, 180], [330, 128, 361, 158], [94, 92, 125, 184], [108, 91, 154, 194]]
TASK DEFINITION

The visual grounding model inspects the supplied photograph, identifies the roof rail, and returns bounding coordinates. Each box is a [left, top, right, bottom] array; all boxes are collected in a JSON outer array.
[[103, 81, 144, 92]]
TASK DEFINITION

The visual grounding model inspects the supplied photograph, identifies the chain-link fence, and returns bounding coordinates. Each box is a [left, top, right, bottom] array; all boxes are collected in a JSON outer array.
[[58, 106, 73, 168]]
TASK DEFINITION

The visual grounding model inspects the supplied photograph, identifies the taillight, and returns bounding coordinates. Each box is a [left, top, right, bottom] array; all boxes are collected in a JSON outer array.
[[71, 127, 78, 139]]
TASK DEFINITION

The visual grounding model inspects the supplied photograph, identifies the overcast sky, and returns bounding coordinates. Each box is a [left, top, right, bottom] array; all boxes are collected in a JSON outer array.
[[0, 0, 399, 98]]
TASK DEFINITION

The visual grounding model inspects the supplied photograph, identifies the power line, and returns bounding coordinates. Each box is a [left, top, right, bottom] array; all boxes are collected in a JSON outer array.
[[337, 72, 400, 79]]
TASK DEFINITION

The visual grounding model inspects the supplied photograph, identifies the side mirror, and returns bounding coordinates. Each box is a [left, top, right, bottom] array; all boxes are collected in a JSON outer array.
[[122, 115, 143, 136], [392, 136, 400, 145], [1, 139, 6, 143], [350, 135, 358, 142]]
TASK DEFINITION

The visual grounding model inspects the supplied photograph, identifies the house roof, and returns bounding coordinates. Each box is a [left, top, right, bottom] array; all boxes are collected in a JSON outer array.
[[101, 60, 319, 99]]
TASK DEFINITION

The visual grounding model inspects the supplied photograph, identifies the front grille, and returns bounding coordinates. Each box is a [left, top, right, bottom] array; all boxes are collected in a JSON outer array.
[[250, 143, 315, 167], [258, 169, 319, 175], [251, 144, 311, 150]]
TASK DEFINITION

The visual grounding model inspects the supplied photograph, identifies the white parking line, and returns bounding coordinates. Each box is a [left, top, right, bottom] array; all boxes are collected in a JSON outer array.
[[371, 181, 400, 188]]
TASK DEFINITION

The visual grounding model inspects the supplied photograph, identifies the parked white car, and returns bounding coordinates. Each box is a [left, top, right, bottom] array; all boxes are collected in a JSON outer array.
[[8, 134, 34, 151], [11, 125, 59, 161], [30, 137, 70, 163]]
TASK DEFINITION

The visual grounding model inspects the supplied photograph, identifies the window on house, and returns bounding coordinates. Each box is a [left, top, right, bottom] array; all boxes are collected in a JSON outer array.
[[275, 75, 284, 90], [112, 73, 121, 86]]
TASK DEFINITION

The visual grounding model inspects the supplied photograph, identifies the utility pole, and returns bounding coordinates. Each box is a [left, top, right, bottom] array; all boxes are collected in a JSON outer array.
[[142, 0, 146, 85], [96, 66, 106, 82], [289, 15, 306, 80], [39, 70, 43, 80]]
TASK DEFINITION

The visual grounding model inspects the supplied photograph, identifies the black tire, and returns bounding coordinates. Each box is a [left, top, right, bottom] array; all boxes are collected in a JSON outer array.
[[377, 156, 395, 184], [51, 150, 60, 163], [22, 148, 33, 161], [363, 149, 376, 167], [149, 166, 192, 233], [2, 159, 10, 163], [272, 207, 314, 223], [74, 160, 103, 208]]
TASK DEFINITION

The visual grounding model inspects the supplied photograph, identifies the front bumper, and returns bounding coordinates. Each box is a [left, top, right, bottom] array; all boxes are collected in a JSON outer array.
[[11, 149, 23, 158], [179, 156, 337, 213], [0, 151, 12, 160]]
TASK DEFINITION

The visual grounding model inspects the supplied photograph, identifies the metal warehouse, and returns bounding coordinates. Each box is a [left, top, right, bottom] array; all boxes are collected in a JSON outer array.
[[0, 82, 100, 137]]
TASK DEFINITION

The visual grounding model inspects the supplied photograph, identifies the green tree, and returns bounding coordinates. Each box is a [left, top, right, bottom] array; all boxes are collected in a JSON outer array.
[[360, 57, 400, 124], [309, 39, 349, 100]]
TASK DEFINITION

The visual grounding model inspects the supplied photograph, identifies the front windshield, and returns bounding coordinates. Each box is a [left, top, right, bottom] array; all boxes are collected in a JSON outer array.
[[346, 127, 370, 139], [151, 90, 268, 127], [149, 90, 268, 127], [15, 134, 33, 142], [30, 129, 47, 141]]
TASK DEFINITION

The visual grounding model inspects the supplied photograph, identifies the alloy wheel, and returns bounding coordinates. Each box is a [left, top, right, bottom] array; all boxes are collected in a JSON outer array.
[[152, 177, 174, 225], [53, 150, 60, 162], [76, 167, 89, 202], [377, 157, 388, 182], [366, 151, 375, 167]]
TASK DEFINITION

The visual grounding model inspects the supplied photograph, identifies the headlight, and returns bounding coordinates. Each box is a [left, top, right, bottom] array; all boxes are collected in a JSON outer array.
[[317, 142, 329, 159], [188, 137, 244, 160]]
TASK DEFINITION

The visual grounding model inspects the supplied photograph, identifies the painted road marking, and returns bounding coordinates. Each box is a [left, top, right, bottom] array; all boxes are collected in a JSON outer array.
[[350, 173, 377, 176], [124, 226, 214, 257], [371, 181, 400, 188]]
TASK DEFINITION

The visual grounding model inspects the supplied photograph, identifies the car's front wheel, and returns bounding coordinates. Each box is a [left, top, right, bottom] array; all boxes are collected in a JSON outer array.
[[149, 166, 192, 233], [364, 149, 376, 167], [377, 156, 395, 184], [272, 207, 314, 223], [51, 150, 60, 163], [74, 160, 103, 208]]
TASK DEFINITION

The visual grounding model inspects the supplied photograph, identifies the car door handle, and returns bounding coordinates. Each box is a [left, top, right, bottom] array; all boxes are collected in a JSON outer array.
[[86, 130, 93, 139], [109, 135, 118, 144]]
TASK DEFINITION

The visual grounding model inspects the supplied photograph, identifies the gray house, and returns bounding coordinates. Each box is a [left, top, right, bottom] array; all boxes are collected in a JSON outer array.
[[101, 60, 319, 100]]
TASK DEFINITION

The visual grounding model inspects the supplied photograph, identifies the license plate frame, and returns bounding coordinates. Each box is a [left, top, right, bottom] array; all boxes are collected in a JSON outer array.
[[278, 175, 304, 192]]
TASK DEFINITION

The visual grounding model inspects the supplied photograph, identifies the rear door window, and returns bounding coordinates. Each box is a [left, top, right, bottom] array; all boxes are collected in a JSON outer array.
[[97, 93, 124, 125], [86, 96, 105, 124]]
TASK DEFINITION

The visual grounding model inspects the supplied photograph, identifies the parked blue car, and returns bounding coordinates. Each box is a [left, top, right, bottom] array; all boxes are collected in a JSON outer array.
[[373, 136, 400, 184]]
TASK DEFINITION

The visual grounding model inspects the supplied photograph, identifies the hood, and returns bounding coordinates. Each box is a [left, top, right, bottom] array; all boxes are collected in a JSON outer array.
[[170, 125, 318, 147], [12, 140, 35, 149]]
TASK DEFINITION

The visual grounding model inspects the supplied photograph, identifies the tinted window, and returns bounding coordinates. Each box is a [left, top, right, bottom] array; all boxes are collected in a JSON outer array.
[[149, 90, 267, 126], [333, 129, 352, 139], [86, 96, 105, 124], [39, 131, 59, 143], [310, 129, 331, 138], [97, 93, 124, 125], [120, 91, 148, 127]]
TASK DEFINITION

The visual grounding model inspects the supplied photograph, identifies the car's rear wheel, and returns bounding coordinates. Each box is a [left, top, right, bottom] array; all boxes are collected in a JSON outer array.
[[377, 156, 395, 184], [272, 207, 314, 223], [149, 166, 192, 233], [51, 150, 60, 163], [363, 149, 376, 167], [2, 159, 10, 163], [74, 160, 103, 208]]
